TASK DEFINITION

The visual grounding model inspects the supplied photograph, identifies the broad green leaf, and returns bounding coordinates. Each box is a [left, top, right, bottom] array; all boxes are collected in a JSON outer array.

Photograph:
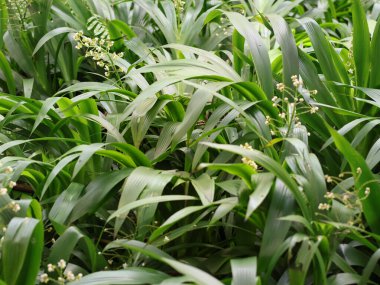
[[48, 226, 106, 272], [108, 195, 198, 222], [202, 142, 309, 219], [260, 180, 295, 267], [41, 153, 80, 198], [68, 269, 169, 285], [231, 256, 258, 285], [31, 97, 61, 134], [327, 124, 380, 234], [0, 50, 16, 94], [352, 0, 370, 87], [149, 205, 209, 241], [327, 273, 361, 285], [246, 173, 274, 219], [198, 163, 255, 188], [2, 218, 43, 285], [359, 249, 380, 285], [0, 0, 7, 49], [163, 258, 224, 285], [32, 27, 76, 55], [106, 239, 223, 285], [267, 14, 299, 87], [68, 168, 131, 223], [370, 15, 380, 88], [289, 238, 322, 285], [49, 183, 84, 234], [225, 12, 273, 97], [191, 173, 215, 205]]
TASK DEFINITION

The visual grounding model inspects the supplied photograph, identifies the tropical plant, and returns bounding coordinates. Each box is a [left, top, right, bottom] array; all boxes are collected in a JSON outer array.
[[0, 0, 380, 284]]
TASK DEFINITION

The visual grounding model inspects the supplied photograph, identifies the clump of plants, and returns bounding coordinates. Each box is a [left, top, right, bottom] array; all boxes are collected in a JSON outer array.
[[0, 0, 380, 284]]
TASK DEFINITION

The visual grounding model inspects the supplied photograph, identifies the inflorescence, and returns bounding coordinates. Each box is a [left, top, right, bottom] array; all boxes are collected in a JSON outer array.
[[73, 31, 124, 77]]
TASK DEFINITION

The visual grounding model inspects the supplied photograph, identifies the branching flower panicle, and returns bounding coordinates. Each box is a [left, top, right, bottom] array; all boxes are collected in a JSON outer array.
[[240, 143, 258, 170], [73, 31, 124, 77]]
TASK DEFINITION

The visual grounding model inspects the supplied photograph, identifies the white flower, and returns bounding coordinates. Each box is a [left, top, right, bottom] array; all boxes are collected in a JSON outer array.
[[276, 83, 285, 92], [310, 106, 319, 114], [47, 263, 55, 272], [365, 187, 370, 196], [342, 193, 350, 202], [241, 157, 258, 170], [65, 270, 76, 281], [291, 75, 303, 88], [8, 181, 16, 188], [324, 175, 333, 183], [57, 259, 66, 269], [9, 201, 20, 213], [4, 166, 13, 174], [40, 273, 49, 283], [310, 90, 318, 95], [0, 188, 7, 195], [318, 203, 331, 210], [240, 143, 253, 151]]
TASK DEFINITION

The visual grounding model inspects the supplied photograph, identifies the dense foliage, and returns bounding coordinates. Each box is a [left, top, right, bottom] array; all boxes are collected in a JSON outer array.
[[0, 0, 380, 284]]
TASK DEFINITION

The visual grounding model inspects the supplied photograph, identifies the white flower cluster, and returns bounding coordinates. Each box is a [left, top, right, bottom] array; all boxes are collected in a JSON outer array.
[[240, 143, 258, 170], [73, 31, 124, 77], [40, 259, 83, 284], [267, 75, 322, 137], [0, 164, 20, 213], [174, 0, 185, 13], [319, 170, 372, 228], [6, 0, 31, 22]]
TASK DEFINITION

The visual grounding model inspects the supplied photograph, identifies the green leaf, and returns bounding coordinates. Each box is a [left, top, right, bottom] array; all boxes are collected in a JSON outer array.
[[0, 50, 16, 94], [202, 142, 309, 219], [106, 239, 222, 285], [48, 226, 106, 272], [41, 153, 80, 198], [370, 15, 380, 88], [198, 163, 255, 188], [48, 182, 84, 234], [0, 0, 7, 49], [327, 273, 361, 285], [267, 14, 299, 87], [32, 27, 76, 56], [108, 195, 198, 222], [163, 258, 224, 285], [225, 12, 273, 97], [246, 173, 274, 219], [326, 124, 380, 234], [108, 19, 137, 39], [68, 269, 169, 285], [191, 173, 215, 205], [359, 249, 380, 285], [231, 256, 258, 285], [2, 218, 43, 285], [31, 97, 61, 134], [68, 168, 132, 223], [352, 0, 370, 87], [149, 205, 209, 241]]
